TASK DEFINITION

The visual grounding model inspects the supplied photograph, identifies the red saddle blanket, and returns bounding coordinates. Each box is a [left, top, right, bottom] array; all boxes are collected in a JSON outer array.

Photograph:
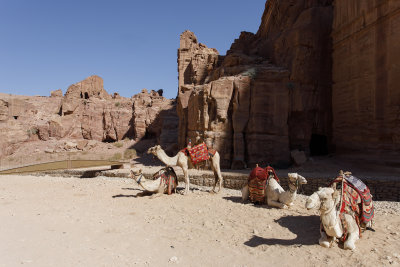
[[248, 166, 279, 203], [182, 143, 215, 165], [332, 174, 374, 225], [153, 167, 178, 195]]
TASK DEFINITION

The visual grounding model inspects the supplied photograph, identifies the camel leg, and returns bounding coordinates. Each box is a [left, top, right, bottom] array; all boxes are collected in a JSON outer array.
[[241, 185, 249, 202], [182, 165, 190, 195], [343, 215, 359, 250], [211, 169, 218, 193], [210, 154, 223, 193], [344, 231, 358, 250], [267, 197, 288, 209], [150, 187, 165, 199], [319, 231, 333, 248]]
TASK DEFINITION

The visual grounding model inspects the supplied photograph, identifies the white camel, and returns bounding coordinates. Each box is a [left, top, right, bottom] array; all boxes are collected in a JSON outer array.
[[305, 187, 360, 250], [129, 168, 176, 198], [147, 145, 223, 194], [241, 172, 307, 208]]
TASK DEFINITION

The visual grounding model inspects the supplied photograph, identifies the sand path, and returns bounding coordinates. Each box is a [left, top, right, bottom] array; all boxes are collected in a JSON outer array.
[[0, 175, 399, 266]]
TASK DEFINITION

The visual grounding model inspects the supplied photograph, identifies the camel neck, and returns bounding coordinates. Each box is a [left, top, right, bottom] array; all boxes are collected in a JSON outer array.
[[156, 149, 179, 166]]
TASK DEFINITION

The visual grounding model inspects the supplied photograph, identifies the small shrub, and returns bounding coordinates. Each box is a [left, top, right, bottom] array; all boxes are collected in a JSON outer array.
[[109, 153, 122, 161], [26, 128, 38, 137], [124, 148, 137, 159], [115, 102, 121, 107], [113, 142, 123, 148], [241, 68, 257, 79]]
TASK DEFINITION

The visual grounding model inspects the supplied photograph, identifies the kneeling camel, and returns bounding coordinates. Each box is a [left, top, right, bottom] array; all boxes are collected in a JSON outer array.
[[242, 172, 307, 208], [306, 187, 360, 250]]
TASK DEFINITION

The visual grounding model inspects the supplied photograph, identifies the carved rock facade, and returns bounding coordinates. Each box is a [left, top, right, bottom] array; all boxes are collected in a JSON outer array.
[[177, 0, 333, 168], [332, 0, 400, 152]]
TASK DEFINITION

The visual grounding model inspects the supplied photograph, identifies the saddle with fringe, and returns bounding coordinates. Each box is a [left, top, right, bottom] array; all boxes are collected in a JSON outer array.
[[181, 142, 216, 165], [330, 172, 375, 240], [153, 167, 178, 195], [248, 166, 279, 203]]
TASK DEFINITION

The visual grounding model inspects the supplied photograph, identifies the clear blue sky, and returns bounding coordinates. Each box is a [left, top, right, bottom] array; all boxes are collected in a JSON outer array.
[[0, 0, 265, 99]]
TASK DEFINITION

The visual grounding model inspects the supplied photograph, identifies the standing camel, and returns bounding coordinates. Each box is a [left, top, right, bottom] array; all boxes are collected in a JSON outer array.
[[147, 145, 223, 194]]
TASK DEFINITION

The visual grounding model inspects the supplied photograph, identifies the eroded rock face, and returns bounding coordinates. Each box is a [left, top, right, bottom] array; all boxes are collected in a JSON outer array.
[[177, 0, 333, 168], [332, 0, 400, 152], [132, 89, 178, 150], [50, 89, 63, 97], [0, 77, 178, 158]]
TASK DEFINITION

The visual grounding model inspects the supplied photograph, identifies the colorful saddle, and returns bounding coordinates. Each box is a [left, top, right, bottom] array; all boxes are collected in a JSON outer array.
[[153, 167, 178, 195], [248, 166, 279, 203], [181, 142, 216, 165], [331, 172, 374, 230]]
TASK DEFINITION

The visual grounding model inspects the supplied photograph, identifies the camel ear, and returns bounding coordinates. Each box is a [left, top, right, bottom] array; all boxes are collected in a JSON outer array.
[[299, 175, 307, 184], [333, 188, 340, 199], [327, 188, 335, 195]]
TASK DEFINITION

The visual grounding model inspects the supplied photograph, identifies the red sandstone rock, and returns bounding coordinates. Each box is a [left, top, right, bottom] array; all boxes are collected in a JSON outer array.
[[0, 76, 178, 158], [177, 0, 333, 168], [50, 89, 63, 97], [332, 0, 400, 152]]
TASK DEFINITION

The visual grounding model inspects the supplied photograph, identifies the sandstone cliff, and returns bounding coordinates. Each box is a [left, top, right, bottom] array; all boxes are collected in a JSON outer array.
[[0, 76, 178, 158], [177, 0, 333, 168], [332, 0, 400, 153]]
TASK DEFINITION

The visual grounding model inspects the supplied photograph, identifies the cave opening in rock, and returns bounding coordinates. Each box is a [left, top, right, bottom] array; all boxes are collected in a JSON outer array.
[[103, 137, 116, 143], [309, 134, 328, 156], [84, 92, 89, 99]]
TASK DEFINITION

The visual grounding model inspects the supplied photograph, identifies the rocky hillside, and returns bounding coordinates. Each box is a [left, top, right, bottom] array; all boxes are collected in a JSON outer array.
[[0, 75, 178, 159]]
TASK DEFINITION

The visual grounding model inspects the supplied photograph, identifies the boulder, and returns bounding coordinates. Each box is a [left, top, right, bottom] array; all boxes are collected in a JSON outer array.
[[291, 150, 307, 166]]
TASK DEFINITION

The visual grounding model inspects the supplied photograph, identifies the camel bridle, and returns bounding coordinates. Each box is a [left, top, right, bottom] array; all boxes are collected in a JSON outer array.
[[136, 173, 143, 184], [288, 177, 300, 193]]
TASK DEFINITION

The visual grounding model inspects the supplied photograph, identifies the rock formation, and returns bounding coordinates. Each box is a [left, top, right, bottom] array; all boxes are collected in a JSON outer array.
[[177, 0, 333, 168], [0, 76, 178, 158], [332, 0, 400, 152], [132, 89, 178, 151]]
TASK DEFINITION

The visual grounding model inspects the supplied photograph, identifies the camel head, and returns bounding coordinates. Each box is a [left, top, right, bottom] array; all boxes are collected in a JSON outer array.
[[147, 145, 161, 156], [288, 173, 307, 185], [305, 187, 337, 211], [130, 169, 143, 183]]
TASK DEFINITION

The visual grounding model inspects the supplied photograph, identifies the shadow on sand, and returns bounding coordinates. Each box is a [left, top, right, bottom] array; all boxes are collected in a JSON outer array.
[[244, 215, 320, 247], [222, 196, 243, 204], [222, 196, 275, 209]]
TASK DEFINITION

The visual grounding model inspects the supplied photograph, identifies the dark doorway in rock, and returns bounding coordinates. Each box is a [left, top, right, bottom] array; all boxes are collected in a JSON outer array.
[[309, 134, 328, 156], [84, 92, 89, 99]]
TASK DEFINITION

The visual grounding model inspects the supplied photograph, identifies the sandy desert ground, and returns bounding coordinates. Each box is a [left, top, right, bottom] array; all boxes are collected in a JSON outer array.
[[0, 174, 399, 267]]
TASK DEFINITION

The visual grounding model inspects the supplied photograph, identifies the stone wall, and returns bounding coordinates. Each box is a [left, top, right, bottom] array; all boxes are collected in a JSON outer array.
[[44, 168, 400, 201], [332, 0, 400, 152]]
